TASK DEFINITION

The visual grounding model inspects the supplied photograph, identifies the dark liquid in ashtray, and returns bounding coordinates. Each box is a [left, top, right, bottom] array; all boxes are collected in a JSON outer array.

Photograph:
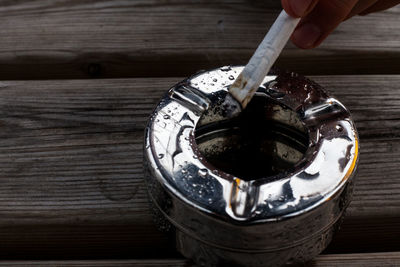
[[195, 95, 309, 181]]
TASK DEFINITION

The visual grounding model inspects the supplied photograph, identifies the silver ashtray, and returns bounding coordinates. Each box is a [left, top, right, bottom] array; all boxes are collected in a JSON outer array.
[[144, 66, 359, 266]]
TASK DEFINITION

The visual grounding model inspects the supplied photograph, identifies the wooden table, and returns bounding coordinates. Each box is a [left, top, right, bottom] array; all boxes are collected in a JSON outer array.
[[0, 1, 399, 266]]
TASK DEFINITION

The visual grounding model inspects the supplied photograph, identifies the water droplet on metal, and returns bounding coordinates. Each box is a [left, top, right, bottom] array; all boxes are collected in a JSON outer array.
[[198, 169, 208, 177], [264, 81, 286, 99], [228, 75, 235, 80], [310, 139, 316, 147], [213, 78, 218, 82], [305, 92, 312, 104], [221, 66, 231, 72], [336, 125, 343, 132], [163, 114, 170, 119], [158, 153, 164, 159]]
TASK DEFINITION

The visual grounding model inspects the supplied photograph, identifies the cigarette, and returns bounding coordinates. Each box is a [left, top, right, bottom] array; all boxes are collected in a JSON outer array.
[[229, 10, 300, 109]]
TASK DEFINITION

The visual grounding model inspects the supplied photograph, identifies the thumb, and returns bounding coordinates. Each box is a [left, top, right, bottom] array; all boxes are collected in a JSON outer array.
[[291, 0, 358, 49]]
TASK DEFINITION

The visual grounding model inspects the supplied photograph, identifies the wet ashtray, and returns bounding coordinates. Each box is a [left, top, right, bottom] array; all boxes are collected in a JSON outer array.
[[144, 66, 359, 267]]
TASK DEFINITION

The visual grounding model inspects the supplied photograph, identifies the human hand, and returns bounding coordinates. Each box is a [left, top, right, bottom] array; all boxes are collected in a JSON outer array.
[[281, 0, 400, 49]]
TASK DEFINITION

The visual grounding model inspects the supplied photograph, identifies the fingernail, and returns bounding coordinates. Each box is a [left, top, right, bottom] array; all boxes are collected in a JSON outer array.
[[291, 22, 321, 49], [289, 0, 314, 17]]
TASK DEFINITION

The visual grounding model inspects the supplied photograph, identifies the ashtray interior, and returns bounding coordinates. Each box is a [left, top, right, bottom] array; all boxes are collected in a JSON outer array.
[[195, 94, 309, 181]]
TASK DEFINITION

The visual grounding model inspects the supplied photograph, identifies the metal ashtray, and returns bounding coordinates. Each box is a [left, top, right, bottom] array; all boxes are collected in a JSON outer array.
[[144, 66, 359, 266]]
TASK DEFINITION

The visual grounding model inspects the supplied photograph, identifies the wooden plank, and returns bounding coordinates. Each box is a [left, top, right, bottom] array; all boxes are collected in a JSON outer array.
[[0, 259, 189, 266], [0, 259, 190, 266], [0, 1, 398, 79], [0, 252, 400, 266], [0, 76, 399, 258], [310, 252, 400, 266]]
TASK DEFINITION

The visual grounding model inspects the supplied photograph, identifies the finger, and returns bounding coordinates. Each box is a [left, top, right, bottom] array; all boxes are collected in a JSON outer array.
[[345, 0, 379, 19], [291, 0, 358, 49], [281, 0, 319, 17], [359, 0, 400, 14]]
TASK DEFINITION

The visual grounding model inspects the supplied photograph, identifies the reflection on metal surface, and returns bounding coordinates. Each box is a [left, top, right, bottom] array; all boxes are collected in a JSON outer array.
[[144, 67, 359, 267]]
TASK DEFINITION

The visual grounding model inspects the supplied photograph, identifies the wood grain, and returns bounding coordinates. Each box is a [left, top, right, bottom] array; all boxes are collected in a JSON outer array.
[[0, 252, 400, 266], [310, 252, 400, 266], [0, 1, 398, 79], [0, 76, 399, 258]]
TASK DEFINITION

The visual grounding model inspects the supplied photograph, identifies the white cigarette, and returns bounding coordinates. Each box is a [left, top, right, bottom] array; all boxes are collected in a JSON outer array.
[[229, 10, 300, 108]]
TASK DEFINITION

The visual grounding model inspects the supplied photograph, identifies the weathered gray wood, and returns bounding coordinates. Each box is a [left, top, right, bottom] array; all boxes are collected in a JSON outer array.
[[0, 1, 398, 79], [0, 76, 399, 258], [0, 259, 190, 266], [310, 252, 400, 266], [0, 252, 400, 266]]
